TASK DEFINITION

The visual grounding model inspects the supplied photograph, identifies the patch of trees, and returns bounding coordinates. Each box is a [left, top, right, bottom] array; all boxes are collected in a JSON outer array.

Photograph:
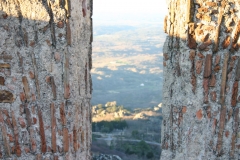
[[92, 119, 128, 133], [124, 140, 154, 159]]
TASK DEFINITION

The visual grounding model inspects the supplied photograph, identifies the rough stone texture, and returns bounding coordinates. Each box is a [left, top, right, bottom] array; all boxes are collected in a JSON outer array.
[[0, 0, 92, 159], [161, 0, 240, 159]]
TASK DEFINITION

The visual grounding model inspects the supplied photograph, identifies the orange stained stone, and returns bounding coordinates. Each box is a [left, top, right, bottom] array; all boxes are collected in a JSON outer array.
[[196, 109, 203, 120]]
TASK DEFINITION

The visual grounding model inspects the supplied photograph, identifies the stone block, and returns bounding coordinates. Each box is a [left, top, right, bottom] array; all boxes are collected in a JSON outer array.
[[0, 90, 14, 103]]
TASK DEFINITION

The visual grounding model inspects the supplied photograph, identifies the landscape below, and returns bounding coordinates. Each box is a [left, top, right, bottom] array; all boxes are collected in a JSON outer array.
[[91, 101, 162, 160]]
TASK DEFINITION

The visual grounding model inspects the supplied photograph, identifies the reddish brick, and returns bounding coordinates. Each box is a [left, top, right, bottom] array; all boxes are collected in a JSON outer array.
[[189, 50, 196, 61], [5, 118, 12, 127], [33, 117, 37, 124], [22, 76, 31, 101], [235, 60, 240, 81], [206, 2, 217, 7], [64, 84, 70, 99], [225, 27, 232, 33], [231, 81, 238, 107], [211, 91, 217, 101], [0, 111, 11, 156], [20, 92, 26, 102], [16, 145, 21, 157], [215, 55, 221, 65], [51, 103, 57, 153], [31, 106, 36, 114], [198, 7, 208, 13], [73, 126, 78, 151], [7, 134, 14, 142], [196, 60, 203, 74], [63, 127, 69, 152], [222, 35, 231, 49], [11, 146, 15, 154], [204, 54, 212, 78], [191, 74, 196, 92], [29, 41, 35, 47], [31, 138, 37, 152], [0, 76, 5, 85], [202, 33, 210, 42], [60, 102, 67, 125], [54, 52, 61, 62], [225, 131, 230, 137], [196, 29, 203, 35], [202, 25, 216, 31], [46, 40, 51, 46], [25, 107, 32, 127], [18, 117, 26, 128], [182, 106, 187, 113], [29, 71, 34, 79], [66, 19, 71, 45], [214, 65, 221, 72], [50, 77, 57, 100], [32, 94, 36, 101], [45, 76, 51, 83], [232, 56, 238, 61], [24, 147, 30, 153], [203, 78, 209, 103], [188, 34, 197, 49], [198, 43, 208, 51], [57, 21, 64, 28], [206, 106, 211, 119], [196, 109, 203, 120], [82, 0, 87, 17], [11, 110, 21, 157], [197, 52, 205, 59], [38, 110, 47, 153], [2, 109, 9, 117]]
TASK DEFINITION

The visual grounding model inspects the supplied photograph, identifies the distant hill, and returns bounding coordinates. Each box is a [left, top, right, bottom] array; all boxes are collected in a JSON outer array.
[[91, 24, 166, 108]]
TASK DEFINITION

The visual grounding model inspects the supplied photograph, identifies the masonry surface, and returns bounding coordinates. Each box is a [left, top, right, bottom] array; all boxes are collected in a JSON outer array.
[[0, 0, 92, 159], [161, 0, 240, 159]]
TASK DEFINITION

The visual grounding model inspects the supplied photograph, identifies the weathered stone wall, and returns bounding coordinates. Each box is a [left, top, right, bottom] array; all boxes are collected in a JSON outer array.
[[0, 0, 92, 159], [161, 0, 240, 159]]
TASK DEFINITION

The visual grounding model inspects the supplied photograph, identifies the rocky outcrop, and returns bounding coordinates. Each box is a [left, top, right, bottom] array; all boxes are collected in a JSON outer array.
[[162, 0, 240, 159]]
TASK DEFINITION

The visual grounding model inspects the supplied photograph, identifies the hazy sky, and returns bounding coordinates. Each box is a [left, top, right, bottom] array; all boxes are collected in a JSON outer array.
[[93, 0, 168, 25], [94, 0, 167, 14]]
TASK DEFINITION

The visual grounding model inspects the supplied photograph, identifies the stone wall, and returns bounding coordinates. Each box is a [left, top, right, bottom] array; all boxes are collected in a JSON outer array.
[[161, 0, 240, 159], [0, 0, 92, 159]]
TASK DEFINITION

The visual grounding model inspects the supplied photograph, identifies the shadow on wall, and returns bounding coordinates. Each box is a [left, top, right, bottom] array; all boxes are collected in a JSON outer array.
[[0, 0, 92, 159], [161, 1, 240, 159]]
